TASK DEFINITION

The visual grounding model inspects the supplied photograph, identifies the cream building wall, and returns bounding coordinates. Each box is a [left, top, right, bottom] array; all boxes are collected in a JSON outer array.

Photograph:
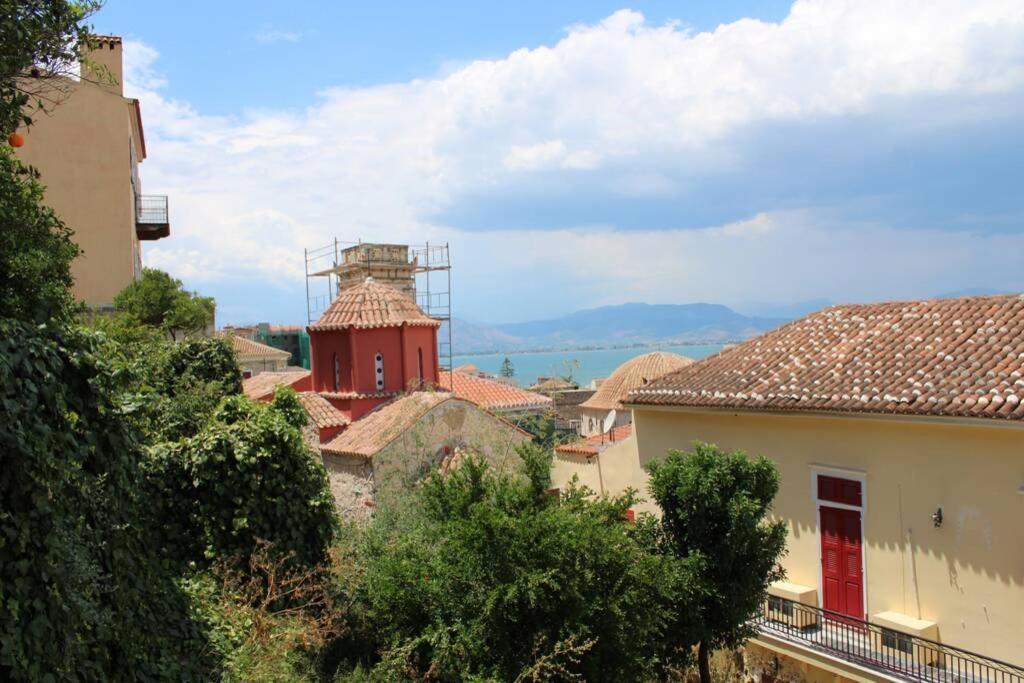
[[578, 405, 631, 437], [15, 38, 148, 307], [632, 406, 1024, 664], [551, 435, 659, 515]]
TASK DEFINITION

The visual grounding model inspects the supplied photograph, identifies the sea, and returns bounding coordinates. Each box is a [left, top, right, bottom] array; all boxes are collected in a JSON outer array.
[[450, 344, 723, 388]]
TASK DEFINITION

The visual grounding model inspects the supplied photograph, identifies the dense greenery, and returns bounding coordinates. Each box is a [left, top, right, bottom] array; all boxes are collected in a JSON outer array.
[[114, 267, 216, 340], [0, 320, 215, 681], [145, 390, 337, 570], [648, 443, 788, 683], [499, 355, 515, 377], [343, 446, 698, 681], [0, 147, 80, 323]]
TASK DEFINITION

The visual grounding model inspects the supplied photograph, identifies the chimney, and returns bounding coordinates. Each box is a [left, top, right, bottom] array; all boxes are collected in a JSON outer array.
[[81, 35, 123, 95]]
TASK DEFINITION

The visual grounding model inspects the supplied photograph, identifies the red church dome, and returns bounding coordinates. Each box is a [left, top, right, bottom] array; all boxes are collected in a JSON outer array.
[[308, 278, 441, 421]]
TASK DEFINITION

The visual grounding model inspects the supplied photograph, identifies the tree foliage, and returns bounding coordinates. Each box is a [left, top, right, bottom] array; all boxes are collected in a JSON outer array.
[[114, 267, 215, 340], [499, 356, 515, 378], [144, 394, 336, 570], [0, 320, 215, 681], [647, 442, 788, 683], [0, 0, 100, 135], [352, 447, 696, 681], [0, 147, 79, 323]]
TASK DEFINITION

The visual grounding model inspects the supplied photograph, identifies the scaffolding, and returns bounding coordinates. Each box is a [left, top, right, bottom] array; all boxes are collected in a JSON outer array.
[[304, 240, 453, 385]]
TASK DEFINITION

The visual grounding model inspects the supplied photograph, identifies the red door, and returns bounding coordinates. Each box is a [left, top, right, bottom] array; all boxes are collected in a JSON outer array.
[[820, 505, 863, 620]]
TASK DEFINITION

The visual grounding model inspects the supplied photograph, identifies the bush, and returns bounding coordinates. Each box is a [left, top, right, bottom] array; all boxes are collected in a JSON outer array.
[[0, 320, 215, 681], [145, 395, 336, 569], [349, 449, 696, 681]]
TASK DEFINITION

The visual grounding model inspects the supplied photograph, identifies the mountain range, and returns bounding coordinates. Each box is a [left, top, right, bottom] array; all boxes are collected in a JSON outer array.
[[447, 302, 788, 354]]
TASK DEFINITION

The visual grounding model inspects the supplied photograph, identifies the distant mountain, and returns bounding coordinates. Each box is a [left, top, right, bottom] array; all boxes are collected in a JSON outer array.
[[451, 302, 787, 354]]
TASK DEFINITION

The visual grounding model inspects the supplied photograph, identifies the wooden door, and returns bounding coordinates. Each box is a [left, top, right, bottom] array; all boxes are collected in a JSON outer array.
[[820, 505, 863, 620]]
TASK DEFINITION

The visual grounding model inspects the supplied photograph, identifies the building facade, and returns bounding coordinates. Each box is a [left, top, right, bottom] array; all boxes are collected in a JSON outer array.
[[14, 35, 170, 308], [628, 295, 1024, 681]]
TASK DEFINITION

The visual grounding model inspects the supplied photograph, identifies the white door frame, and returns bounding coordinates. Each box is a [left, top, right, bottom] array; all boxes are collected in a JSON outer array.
[[810, 464, 868, 620]]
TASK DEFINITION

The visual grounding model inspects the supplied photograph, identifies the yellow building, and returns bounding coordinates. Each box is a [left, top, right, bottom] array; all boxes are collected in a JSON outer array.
[[627, 295, 1024, 681], [14, 35, 170, 308]]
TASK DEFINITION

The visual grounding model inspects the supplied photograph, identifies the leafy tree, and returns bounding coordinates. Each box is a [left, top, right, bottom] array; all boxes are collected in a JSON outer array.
[[0, 147, 80, 323], [144, 394, 336, 570], [560, 357, 580, 385], [499, 355, 515, 378], [353, 447, 694, 681], [516, 412, 577, 449], [647, 443, 788, 683], [0, 320, 216, 681], [0, 0, 100, 135], [114, 267, 215, 339]]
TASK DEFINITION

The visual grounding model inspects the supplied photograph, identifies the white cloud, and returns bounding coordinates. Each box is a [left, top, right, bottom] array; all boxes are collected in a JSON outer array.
[[254, 29, 303, 44], [123, 0, 1024, 323]]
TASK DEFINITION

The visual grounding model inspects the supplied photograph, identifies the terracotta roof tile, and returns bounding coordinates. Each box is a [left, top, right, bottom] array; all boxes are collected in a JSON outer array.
[[242, 369, 311, 400], [309, 278, 441, 331], [297, 392, 349, 429], [229, 334, 292, 361], [580, 352, 694, 411], [321, 392, 453, 458], [440, 370, 553, 412], [555, 424, 634, 456], [629, 294, 1024, 421]]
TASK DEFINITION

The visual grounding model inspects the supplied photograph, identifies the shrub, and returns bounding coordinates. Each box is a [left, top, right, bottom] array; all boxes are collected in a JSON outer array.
[[350, 450, 695, 681], [145, 395, 336, 569], [0, 320, 214, 681]]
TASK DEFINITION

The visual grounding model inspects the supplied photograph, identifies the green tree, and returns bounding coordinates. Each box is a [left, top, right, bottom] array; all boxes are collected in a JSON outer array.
[[560, 357, 580, 384], [114, 267, 215, 339], [0, 320, 215, 681], [499, 355, 515, 378], [647, 443, 788, 683], [0, 0, 100, 135], [144, 393, 336, 570], [353, 446, 694, 681]]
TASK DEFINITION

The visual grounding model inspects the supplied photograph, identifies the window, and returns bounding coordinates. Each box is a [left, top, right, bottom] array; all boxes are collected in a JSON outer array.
[[882, 628, 914, 655], [375, 352, 385, 390], [417, 347, 424, 380], [767, 596, 793, 617], [332, 353, 340, 391]]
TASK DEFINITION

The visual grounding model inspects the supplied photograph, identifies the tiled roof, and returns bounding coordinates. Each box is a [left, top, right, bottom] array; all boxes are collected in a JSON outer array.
[[321, 392, 453, 458], [580, 352, 694, 411], [629, 295, 1024, 421], [229, 334, 292, 361], [297, 392, 349, 429], [440, 370, 553, 412], [242, 369, 311, 400], [309, 278, 441, 331], [531, 377, 577, 392], [555, 424, 634, 456], [319, 390, 400, 401]]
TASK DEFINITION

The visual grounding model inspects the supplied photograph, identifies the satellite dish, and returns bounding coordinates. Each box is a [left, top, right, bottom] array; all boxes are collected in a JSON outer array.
[[602, 409, 617, 435]]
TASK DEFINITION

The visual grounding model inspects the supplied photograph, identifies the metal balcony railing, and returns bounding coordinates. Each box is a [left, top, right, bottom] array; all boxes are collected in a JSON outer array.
[[135, 194, 170, 240], [754, 597, 1024, 683]]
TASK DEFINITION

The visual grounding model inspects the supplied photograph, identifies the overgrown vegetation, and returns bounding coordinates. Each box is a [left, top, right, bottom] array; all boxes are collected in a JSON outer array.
[[114, 267, 216, 340]]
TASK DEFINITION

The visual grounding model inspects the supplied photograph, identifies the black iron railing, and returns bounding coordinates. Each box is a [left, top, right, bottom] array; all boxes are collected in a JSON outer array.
[[754, 596, 1024, 683], [136, 194, 168, 225]]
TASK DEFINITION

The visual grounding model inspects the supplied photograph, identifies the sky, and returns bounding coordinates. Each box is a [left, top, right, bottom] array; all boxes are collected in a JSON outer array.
[[91, 0, 1024, 325]]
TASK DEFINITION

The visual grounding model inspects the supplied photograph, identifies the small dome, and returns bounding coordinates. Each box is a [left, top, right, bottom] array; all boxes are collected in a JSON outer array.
[[580, 351, 694, 411], [310, 279, 441, 331]]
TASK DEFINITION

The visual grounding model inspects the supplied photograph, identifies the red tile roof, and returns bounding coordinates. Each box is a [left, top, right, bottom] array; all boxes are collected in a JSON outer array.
[[309, 278, 441, 331], [320, 392, 453, 458], [242, 369, 311, 400], [629, 295, 1024, 421], [440, 370, 553, 413], [296, 392, 349, 429], [555, 424, 634, 456], [229, 334, 292, 361], [580, 352, 694, 411]]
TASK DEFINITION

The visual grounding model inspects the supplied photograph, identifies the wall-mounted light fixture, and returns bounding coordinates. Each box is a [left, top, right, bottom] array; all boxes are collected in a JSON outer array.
[[1018, 483, 1024, 496], [931, 507, 943, 528]]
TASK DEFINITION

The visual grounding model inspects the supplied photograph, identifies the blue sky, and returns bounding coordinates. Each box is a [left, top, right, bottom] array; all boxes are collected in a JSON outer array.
[[91, 1, 1024, 326]]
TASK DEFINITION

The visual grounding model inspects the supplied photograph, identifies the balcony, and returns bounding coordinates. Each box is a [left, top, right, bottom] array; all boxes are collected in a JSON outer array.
[[754, 597, 1024, 682], [136, 194, 170, 240]]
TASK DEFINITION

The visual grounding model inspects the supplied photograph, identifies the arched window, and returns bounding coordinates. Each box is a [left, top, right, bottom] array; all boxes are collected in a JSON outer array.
[[375, 352, 385, 390], [417, 347, 424, 381], [332, 352, 340, 392]]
